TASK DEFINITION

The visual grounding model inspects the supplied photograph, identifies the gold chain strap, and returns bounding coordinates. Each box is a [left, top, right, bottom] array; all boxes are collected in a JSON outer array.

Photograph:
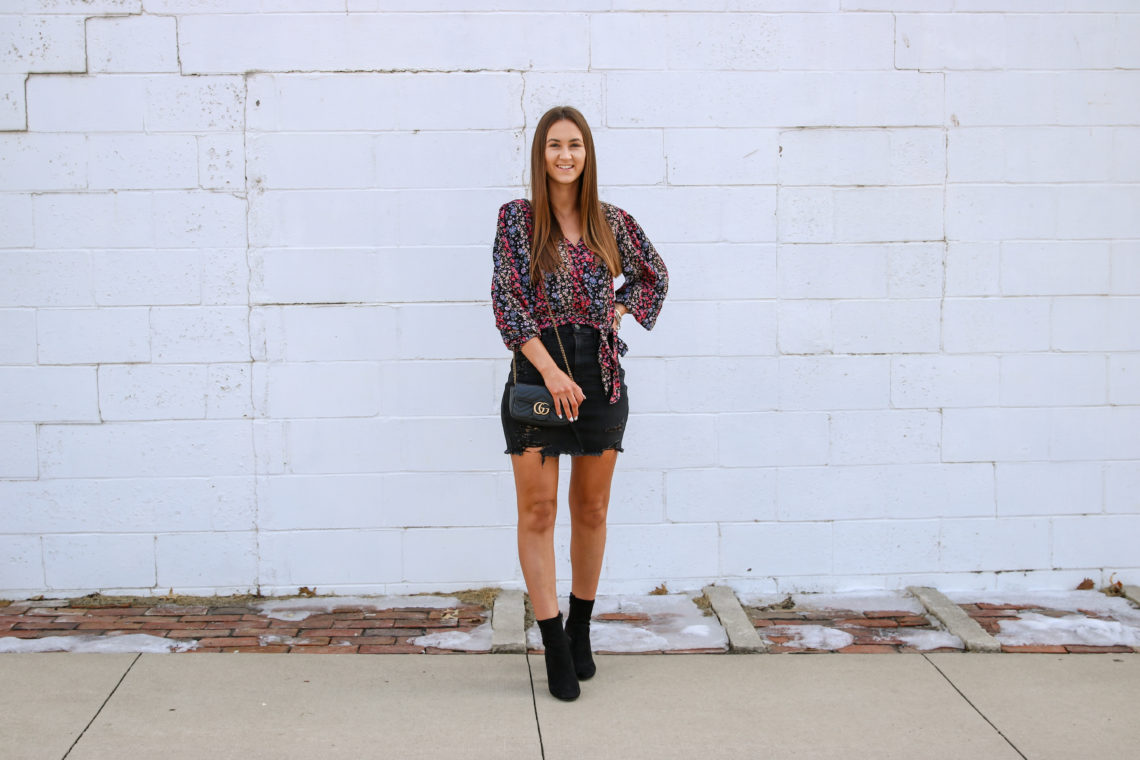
[[512, 294, 573, 385]]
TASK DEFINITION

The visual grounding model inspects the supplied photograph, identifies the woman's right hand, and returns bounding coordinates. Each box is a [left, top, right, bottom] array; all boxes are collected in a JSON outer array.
[[542, 366, 586, 421]]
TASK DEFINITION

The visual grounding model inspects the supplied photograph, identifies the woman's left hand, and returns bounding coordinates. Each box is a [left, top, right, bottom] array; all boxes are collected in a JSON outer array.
[[613, 305, 627, 332]]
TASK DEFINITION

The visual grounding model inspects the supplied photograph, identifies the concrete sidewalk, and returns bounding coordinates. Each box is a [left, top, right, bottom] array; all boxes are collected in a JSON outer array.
[[2, 651, 1137, 760]]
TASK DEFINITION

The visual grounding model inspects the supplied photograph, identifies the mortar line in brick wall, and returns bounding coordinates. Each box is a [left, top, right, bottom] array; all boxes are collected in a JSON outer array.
[[891, 13, 898, 72], [939, 69, 950, 365], [919, 653, 1030, 760], [175, 18, 185, 86], [240, 71, 263, 596], [37, 535, 47, 589], [94, 358, 102, 422], [21, 73, 29, 132], [81, 17, 89, 77], [244, 68, 537, 76], [586, 13, 593, 74]]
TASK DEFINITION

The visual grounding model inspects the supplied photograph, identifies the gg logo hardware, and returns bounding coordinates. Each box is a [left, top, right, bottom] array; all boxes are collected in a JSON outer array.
[[533, 401, 551, 416]]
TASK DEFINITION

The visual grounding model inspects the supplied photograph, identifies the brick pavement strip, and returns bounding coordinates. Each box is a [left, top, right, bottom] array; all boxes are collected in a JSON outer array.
[[0, 597, 493, 654], [838, 618, 899, 627], [191, 637, 264, 648], [2, 591, 1137, 655], [1063, 645, 1134, 654], [1003, 645, 1069, 654], [145, 605, 209, 615], [838, 644, 899, 654], [957, 599, 1140, 653], [742, 598, 955, 653]]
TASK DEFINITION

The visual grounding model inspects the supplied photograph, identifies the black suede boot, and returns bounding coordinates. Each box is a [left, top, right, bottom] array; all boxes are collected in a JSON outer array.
[[536, 611, 580, 701], [565, 592, 596, 680]]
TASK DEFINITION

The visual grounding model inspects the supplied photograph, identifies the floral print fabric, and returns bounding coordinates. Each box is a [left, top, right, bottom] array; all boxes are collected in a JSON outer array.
[[491, 198, 668, 404]]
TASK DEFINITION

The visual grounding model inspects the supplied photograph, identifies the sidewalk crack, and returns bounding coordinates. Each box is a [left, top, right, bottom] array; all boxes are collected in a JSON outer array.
[[526, 652, 546, 760], [62, 652, 142, 759], [921, 653, 1028, 760]]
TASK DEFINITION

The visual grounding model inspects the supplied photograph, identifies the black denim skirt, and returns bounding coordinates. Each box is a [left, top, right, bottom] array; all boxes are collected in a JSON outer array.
[[501, 323, 629, 459]]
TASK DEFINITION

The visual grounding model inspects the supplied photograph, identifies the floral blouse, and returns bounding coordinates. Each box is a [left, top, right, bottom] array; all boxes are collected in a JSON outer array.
[[491, 197, 668, 404]]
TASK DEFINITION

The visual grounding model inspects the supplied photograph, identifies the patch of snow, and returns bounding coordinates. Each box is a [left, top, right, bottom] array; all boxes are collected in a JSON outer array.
[[763, 624, 855, 650], [258, 633, 292, 646], [257, 633, 340, 647], [257, 609, 312, 622], [740, 591, 925, 614], [0, 634, 198, 654], [761, 624, 962, 652], [996, 612, 1140, 647], [526, 593, 727, 652], [250, 594, 463, 621], [412, 620, 493, 651], [527, 620, 672, 652], [943, 590, 1140, 623], [894, 629, 963, 651]]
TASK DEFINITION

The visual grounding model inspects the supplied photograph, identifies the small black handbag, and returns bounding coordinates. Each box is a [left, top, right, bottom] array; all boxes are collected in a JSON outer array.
[[508, 300, 574, 427]]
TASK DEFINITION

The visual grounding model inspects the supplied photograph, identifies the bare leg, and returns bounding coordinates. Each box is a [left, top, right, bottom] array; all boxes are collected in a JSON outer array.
[[510, 449, 561, 621], [568, 450, 619, 601]]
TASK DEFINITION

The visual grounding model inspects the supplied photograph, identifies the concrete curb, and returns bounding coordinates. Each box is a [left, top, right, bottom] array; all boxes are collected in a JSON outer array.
[[1124, 585, 1140, 608], [490, 589, 526, 654], [702, 584, 768, 653], [907, 586, 1002, 653]]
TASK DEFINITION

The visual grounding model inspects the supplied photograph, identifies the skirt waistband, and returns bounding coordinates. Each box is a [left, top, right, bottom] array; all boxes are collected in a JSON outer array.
[[540, 323, 599, 338]]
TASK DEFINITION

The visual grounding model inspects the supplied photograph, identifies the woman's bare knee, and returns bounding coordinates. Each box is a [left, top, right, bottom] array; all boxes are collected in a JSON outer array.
[[511, 447, 559, 534], [570, 497, 608, 529], [518, 497, 557, 533]]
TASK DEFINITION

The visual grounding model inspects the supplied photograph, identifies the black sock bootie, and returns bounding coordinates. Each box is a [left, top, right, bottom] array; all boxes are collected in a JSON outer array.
[[565, 593, 596, 680], [536, 612, 580, 701]]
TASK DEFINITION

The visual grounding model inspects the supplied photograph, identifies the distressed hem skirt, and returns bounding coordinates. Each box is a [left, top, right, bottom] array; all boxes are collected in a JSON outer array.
[[500, 323, 629, 461]]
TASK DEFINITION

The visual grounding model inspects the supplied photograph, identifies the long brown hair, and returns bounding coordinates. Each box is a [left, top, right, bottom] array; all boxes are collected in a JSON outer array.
[[528, 106, 621, 287]]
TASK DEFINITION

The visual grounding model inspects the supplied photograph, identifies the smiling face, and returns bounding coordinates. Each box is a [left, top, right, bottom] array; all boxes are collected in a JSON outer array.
[[544, 119, 586, 189]]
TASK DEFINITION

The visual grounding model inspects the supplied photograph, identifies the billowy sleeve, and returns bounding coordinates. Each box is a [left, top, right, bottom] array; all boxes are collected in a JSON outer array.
[[490, 200, 541, 351], [613, 206, 668, 330]]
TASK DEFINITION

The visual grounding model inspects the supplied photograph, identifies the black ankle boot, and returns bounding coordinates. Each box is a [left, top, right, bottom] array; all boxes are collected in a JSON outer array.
[[565, 593, 596, 680], [536, 612, 580, 701]]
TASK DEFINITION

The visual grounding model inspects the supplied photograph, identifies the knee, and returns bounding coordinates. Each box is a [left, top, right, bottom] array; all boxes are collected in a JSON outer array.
[[518, 497, 557, 533], [572, 498, 608, 528]]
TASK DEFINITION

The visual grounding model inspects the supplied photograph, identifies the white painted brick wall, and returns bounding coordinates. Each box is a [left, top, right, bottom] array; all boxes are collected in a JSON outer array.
[[0, 476, 255, 533], [2, 4, 1137, 599], [1106, 463, 1140, 514], [0, 75, 26, 131], [0, 15, 86, 74], [0, 309, 37, 364], [0, 134, 86, 190], [88, 134, 198, 189], [156, 531, 258, 590], [777, 464, 994, 522], [86, 15, 179, 74], [1115, 242, 1140, 296], [0, 366, 98, 422], [996, 462, 1103, 517], [92, 250, 200, 305], [0, 424, 37, 478]]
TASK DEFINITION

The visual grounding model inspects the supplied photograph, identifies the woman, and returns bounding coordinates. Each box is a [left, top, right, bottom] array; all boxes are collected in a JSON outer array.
[[490, 105, 668, 701]]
